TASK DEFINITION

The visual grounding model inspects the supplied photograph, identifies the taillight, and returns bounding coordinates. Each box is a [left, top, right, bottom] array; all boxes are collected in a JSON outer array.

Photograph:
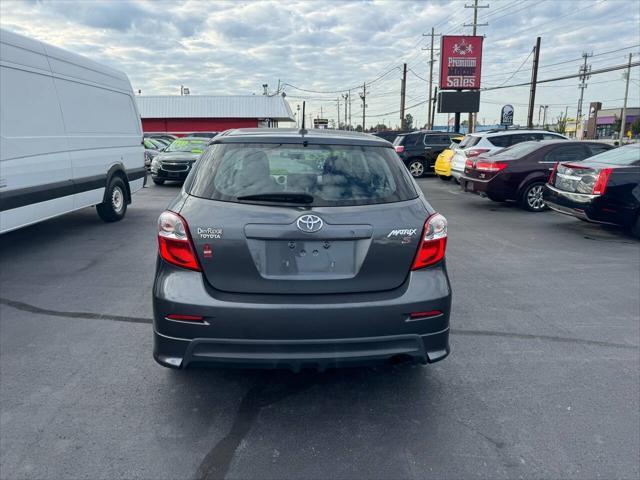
[[465, 159, 473, 170], [592, 168, 612, 195], [465, 148, 490, 158], [548, 162, 558, 184], [395, 145, 405, 154], [412, 213, 447, 270], [158, 211, 201, 271], [475, 161, 508, 173], [166, 314, 204, 322]]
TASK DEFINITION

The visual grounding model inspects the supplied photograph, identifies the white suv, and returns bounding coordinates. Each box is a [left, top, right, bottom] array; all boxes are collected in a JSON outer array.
[[450, 130, 568, 181]]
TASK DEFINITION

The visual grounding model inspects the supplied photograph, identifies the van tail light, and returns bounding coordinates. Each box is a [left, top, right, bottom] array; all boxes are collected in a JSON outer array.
[[548, 162, 558, 184], [465, 148, 490, 158], [395, 145, 405, 154], [412, 213, 447, 270], [158, 211, 201, 271], [592, 168, 612, 195], [475, 161, 508, 173]]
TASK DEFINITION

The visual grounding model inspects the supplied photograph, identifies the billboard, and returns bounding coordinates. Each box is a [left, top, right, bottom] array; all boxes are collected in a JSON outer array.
[[440, 35, 484, 90], [438, 91, 480, 113]]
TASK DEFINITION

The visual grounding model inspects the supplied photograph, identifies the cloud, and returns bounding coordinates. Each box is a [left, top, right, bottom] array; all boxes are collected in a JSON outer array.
[[1, 0, 638, 127]]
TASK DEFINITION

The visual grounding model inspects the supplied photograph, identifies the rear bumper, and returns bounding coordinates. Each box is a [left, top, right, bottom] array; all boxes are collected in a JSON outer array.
[[154, 329, 449, 371], [152, 260, 452, 370], [543, 184, 619, 225]]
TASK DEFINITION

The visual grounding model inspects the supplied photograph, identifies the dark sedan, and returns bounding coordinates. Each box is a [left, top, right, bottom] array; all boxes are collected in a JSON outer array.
[[150, 138, 208, 185], [544, 144, 640, 237], [460, 140, 612, 211]]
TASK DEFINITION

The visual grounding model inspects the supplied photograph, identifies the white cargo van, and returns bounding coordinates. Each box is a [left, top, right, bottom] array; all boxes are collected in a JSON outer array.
[[0, 29, 145, 233]]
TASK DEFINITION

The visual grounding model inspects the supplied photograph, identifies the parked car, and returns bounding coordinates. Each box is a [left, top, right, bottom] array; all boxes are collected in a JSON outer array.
[[186, 132, 219, 139], [153, 128, 452, 370], [433, 135, 465, 181], [145, 134, 176, 146], [372, 130, 408, 143], [460, 141, 613, 211], [450, 129, 568, 182], [144, 139, 164, 171], [544, 143, 640, 236], [0, 29, 145, 233], [150, 137, 208, 185], [393, 131, 462, 178]]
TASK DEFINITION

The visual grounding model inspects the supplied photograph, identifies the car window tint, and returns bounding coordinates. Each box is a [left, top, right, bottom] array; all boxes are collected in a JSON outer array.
[[584, 145, 640, 166], [543, 133, 563, 140], [190, 143, 418, 207], [491, 141, 542, 159], [545, 145, 588, 163], [587, 144, 612, 156], [489, 135, 511, 147], [459, 135, 481, 148]]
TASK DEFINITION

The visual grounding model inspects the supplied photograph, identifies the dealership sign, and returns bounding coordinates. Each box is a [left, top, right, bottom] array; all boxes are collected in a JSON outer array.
[[440, 35, 484, 90]]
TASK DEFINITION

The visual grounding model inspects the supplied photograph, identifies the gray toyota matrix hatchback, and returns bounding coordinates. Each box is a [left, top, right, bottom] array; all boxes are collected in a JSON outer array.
[[153, 128, 451, 370]]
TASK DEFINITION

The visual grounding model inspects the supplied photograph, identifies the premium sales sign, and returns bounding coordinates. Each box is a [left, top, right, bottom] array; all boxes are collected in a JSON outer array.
[[440, 35, 484, 90]]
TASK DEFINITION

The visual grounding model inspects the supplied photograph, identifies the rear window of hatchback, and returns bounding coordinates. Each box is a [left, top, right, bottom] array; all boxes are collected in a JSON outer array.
[[189, 143, 419, 207]]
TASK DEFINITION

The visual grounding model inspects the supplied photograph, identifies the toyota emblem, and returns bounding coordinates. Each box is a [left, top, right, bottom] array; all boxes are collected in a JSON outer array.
[[296, 214, 323, 233]]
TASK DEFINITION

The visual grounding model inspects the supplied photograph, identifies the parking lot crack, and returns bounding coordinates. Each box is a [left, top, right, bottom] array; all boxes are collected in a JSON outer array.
[[0, 297, 151, 324], [194, 372, 325, 480], [451, 328, 638, 350]]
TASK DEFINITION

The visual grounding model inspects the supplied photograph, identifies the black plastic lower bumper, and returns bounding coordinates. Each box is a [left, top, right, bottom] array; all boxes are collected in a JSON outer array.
[[154, 328, 450, 371]]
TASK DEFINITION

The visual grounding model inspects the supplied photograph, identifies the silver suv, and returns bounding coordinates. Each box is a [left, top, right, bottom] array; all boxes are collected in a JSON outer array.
[[450, 129, 567, 181]]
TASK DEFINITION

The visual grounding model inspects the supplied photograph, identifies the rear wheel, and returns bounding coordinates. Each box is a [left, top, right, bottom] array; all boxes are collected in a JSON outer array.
[[97, 176, 127, 222], [520, 182, 547, 212], [438, 175, 451, 182], [152, 178, 165, 185], [408, 159, 426, 178]]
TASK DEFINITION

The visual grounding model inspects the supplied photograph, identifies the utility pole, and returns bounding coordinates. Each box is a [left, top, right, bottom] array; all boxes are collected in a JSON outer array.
[[400, 63, 407, 128], [464, 0, 489, 133], [542, 105, 549, 128], [576, 51, 593, 139], [337, 97, 341, 129], [619, 53, 632, 144], [359, 83, 367, 131], [348, 89, 352, 130], [342, 93, 349, 130], [431, 86, 438, 129], [423, 28, 441, 129], [527, 37, 541, 128]]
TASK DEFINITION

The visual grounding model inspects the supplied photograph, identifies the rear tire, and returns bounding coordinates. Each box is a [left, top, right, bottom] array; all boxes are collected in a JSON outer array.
[[520, 182, 547, 212], [97, 176, 127, 222], [408, 159, 426, 178], [438, 175, 451, 182], [152, 179, 165, 185]]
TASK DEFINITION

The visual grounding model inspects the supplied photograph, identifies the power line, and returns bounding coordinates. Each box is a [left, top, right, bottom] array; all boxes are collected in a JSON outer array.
[[282, 66, 400, 95], [482, 60, 639, 92], [492, 49, 534, 88]]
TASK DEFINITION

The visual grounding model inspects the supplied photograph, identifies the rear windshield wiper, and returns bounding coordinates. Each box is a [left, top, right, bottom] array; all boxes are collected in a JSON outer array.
[[236, 192, 314, 204]]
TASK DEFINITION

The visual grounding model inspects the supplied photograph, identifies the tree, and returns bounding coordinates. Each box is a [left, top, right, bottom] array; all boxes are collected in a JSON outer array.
[[630, 118, 640, 137], [373, 123, 388, 131], [612, 115, 622, 135], [401, 114, 414, 131], [461, 120, 469, 127], [355, 124, 363, 132], [554, 114, 567, 134]]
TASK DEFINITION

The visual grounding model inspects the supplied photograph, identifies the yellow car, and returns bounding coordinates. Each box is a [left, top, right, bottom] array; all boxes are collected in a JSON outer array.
[[434, 136, 464, 181]]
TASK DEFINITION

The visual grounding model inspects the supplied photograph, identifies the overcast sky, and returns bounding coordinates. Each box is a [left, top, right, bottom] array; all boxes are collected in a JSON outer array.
[[1, 0, 639, 128]]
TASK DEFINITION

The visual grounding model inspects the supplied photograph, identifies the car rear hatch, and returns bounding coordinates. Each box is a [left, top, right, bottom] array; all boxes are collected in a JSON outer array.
[[180, 141, 429, 295]]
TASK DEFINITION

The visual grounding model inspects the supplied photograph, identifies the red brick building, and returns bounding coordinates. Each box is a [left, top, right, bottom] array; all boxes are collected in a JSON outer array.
[[136, 95, 294, 135]]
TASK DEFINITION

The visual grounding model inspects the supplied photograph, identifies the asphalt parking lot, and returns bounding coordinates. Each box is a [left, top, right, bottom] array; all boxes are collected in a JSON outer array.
[[1, 177, 638, 480]]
